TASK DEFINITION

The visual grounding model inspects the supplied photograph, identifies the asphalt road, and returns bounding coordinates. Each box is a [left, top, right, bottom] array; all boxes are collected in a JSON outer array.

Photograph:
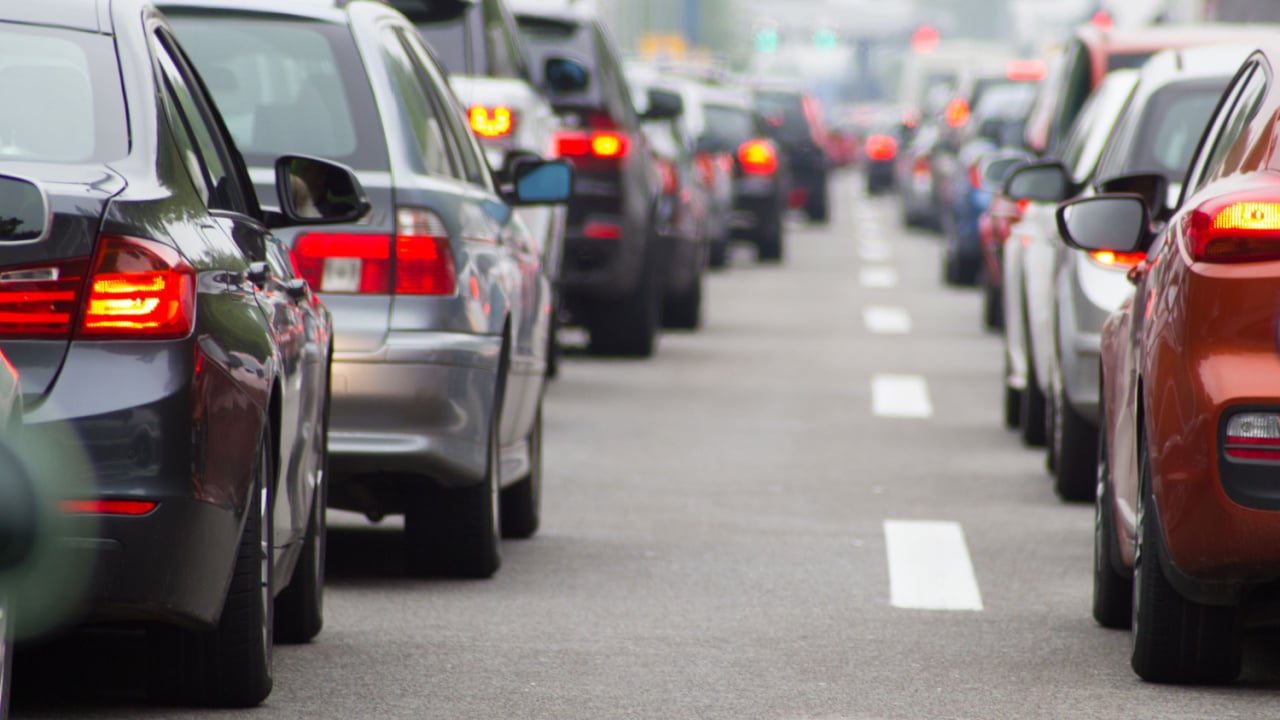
[[16, 171, 1280, 719]]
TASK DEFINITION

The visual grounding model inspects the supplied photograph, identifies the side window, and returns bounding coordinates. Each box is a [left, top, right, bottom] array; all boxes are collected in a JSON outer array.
[[482, 0, 517, 79], [154, 31, 249, 214], [1193, 65, 1267, 192], [399, 30, 491, 188], [378, 28, 462, 180], [593, 25, 637, 131], [1051, 41, 1090, 153]]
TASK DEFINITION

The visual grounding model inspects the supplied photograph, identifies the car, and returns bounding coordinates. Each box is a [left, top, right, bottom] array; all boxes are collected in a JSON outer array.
[[1058, 41, 1280, 683], [0, 0, 368, 706], [511, 0, 679, 357], [395, 0, 574, 377], [895, 119, 945, 229], [0, 348, 18, 719], [1005, 45, 1249, 501], [752, 83, 830, 223], [163, 0, 573, 579]]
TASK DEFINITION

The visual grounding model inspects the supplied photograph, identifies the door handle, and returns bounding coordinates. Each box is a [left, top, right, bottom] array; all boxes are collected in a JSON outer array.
[[286, 278, 310, 300], [247, 261, 270, 286]]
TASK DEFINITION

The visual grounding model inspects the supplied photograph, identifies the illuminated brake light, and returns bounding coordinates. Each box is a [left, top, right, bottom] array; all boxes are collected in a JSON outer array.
[[1225, 413, 1280, 461], [1088, 250, 1146, 269], [590, 132, 627, 158], [395, 207, 456, 295], [738, 139, 778, 176], [657, 159, 679, 195], [1006, 59, 1046, 82], [79, 236, 195, 340], [913, 158, 930, 177], [1188, 197, 1280, 262], [864, 134, 897, 162], [969, 164, 982, 190], [469, 106, 515, 138], [61, 499, 158, 515], [0, 259, 88, 339], [584, 221, 622, 240], [552, 130, 629, 161], [293, 233, 391, 293], [945, 98, 970, 128]]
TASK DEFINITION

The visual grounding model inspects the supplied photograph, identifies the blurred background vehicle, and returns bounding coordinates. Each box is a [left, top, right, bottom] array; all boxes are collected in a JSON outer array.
[[976, 151, 1033, 332], [0, 0, 363, 705], [166, 0, 571, 582], [395, 0, 575, 377], [752, 82, 832, 223], [513, 0, 677, 357]]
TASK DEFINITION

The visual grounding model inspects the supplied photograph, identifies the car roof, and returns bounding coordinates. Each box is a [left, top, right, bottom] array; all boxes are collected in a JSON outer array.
[[1075, 23, 1268, 54], [1140, 44, 1256, 86], [154, 0, 356, 22], [4, 0, 108, 33], [507, 0, 590, 22]]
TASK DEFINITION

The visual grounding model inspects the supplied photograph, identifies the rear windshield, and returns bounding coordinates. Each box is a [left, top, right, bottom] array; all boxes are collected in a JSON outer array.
[[167, 16, 389, 171], [516, 15, 598, 103], [973, 83, 1037, 120], [701, 105, 755, 150], [754, 92, 808, 139], [415, 18, 470, 75], [0, 23, 127, 164], [1108, 52, 1154, 71], [1098, 81, 1226, 184]]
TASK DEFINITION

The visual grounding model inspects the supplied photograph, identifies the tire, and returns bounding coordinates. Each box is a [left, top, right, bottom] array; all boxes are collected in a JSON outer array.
[[404, 386, 503, 579], [500, 407, 542, 539], [1053, 378, 1099, 502], [942, 251, 962, 286], [1131, 443, 1241, 684], [0, 596, 11, 720], [756, 214, 784, 263], [1003, 354, 1021, 430], [1093, 411, 1132, 629], [663, 275, 702, 330], [805, 182, 829, 223], [546, 300, 562, 380], [587, 247, 659, 357], [1020, 327, 1047, 447], [149, 438, 274, 707], [982, 274, 1003, 331], [708, 237, 728, 269]]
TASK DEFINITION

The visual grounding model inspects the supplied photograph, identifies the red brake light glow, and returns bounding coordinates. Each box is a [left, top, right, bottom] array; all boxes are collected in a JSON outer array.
[[1088, 250, 1147, 269], [944, 98, 970, 129], [584, 221, 623, 240], [1188, 196, 1280, 263], [1226, 413, 1280, 462], [80, 235, 195, 340], [1006, 59, 1047, 82], [469, 106, 515, 138], [864, 134, 897, 162], [293, 233, 392, 293], [0, 259, 88, 339], [590, 132, 627, 158], [738, 139, 778, 176], [395, 207, 456, 296], [61, 499, 158, 515]]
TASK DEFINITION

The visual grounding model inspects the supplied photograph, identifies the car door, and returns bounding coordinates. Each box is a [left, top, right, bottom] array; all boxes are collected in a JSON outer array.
[[398, 25, 546, 451], [151, 27, 313, 556]]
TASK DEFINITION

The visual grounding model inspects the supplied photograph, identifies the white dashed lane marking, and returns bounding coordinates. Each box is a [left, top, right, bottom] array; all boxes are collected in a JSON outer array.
[[859, 267, 898, 288], [858, 243, 892, 262], [871, 374, 932, 418], [863, 306, 911, 335], [884, 520, 984, 611]]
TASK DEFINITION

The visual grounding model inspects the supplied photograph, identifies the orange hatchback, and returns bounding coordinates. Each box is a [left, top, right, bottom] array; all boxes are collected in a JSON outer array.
[[1057, 46, 1280, 684]]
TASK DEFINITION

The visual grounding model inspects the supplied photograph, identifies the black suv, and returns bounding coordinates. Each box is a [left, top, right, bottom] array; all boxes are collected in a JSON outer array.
[[753, 84, 830, 223], [511, 0, 679, 357]]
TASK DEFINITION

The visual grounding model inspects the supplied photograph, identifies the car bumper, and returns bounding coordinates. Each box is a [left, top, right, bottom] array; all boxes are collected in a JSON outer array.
[[328, 331, 500, 496], [559, 213, 648, 301], [730, 179, 781, 238]]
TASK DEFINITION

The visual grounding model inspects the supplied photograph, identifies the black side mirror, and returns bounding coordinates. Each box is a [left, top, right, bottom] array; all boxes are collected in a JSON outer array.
[[0, 175, 49, 244], [509, 159, 574, 206], [497, 149, 542, 186], [544, 56, 590, 94], [1096, 172, 1170, 221], [1004, 160, 1072, 203], [1056, 194, 1150, 254], [273, 155, 372, 227], [642, 88, 684, 122], [979, 154, 1030, 193]]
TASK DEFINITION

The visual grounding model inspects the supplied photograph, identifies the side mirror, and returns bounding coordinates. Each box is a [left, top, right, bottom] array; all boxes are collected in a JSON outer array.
[[0, 175, 49, 244], [1096, 172, 1170, 220], [642, 88, 683, 122], [1056, 194, 1149, 254], [497, 149, 542, 186], [979, 154, 1030, 193], [510, 159, 574, 206], [273, 155, 372, 227], [1004, 160, 1072, 203], [544, 57, 590, 94]]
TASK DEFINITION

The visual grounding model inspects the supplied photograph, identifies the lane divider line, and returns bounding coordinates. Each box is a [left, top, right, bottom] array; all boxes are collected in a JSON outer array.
[[859, 243, 892, 262], [859, 267, 898, 289], [871, 374, 932, 418], [863, 306, 911, 335], [884, 520, 984, 611]]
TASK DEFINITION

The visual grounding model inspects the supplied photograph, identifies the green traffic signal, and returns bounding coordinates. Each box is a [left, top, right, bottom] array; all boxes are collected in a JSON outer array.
[[755, 27, 779, 53], [813, 28, 837, 50]]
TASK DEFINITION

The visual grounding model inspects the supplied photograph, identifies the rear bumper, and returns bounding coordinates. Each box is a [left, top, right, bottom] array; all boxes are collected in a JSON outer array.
[[328, 331, 500, 505], [730, 178, 781, 238]]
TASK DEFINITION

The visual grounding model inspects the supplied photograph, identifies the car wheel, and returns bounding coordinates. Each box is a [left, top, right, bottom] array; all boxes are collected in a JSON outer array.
[[1092, 406, 1132, 629], [404, 397, 502, 579], [1131, 442, 1241, 684], [942, 248, 962, 286], [805, 183, 829, 223], [1053, 377, 1098, 502], [708, 235, 729, 269], [150, 436, 274, 707], [662, 274, 702, 330], [756, 213, 784, 263], [500, 406, 542, 539], [587, 244, 659, 357], [1019, 322, 1047, 447], [981, 269, 1003, 331], [1002, 353, 1021, 430]]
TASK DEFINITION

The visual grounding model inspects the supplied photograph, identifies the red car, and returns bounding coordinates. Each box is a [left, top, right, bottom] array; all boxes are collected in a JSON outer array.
[[1058, 45, 1280, 683]]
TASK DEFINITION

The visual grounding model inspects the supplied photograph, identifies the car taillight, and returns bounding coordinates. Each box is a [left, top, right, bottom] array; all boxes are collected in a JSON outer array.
[[0, 258, 88, 339], [584, 221, 622, 240], [738, 139, 778, 176], [968, 163, 982, 190], [944, 98, 970, 128], [913, 158, 930, 176], [1187, 197, 1280, 263], [1016, 198, 1030, 215], [553, 130, 629, 160], [61, 499, 158, 515], [1088, 250, 1147, 269], [656, 159, 679, 196], [79, 235, 196, 340], [694, 152, 717, 187], [864, 134, 897, 162], [1225, 413, 1280, 461], [469, 105, 516, 139], [293, 233, 391, 293], [395, 207, 456, 296]]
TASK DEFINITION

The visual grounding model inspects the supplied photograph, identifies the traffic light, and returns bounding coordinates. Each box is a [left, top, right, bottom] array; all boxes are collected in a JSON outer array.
[[812, 28, 838, 51], [755, 26, 779, 53]]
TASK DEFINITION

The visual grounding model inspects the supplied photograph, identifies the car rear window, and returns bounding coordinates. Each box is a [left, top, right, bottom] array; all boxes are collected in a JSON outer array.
[[516, 15, 599, 104], [0, 23, 127, 164], [167, 15, 389, 171], [755, 91, 809, 140], [1108, 52, 1153, 71], [701, 104, 755, 151]]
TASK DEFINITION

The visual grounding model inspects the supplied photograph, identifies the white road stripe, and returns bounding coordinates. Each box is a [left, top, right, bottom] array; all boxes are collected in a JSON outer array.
[[863, 306, 911, 335], [871, 374, 932, 418], [859, 267, 898, 288], [859, 243, 892, 262], [884, 520, 984, 611]]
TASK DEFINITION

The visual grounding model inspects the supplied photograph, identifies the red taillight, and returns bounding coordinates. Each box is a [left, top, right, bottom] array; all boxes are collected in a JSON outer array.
[[738, 139, 778, 176], [1226, 413, 1280, 462], [694, 152, 717, 187], [1088, 250, 1147, 269], [1006, 59, 1047, 82], [553, 130, 629, 160], [590, 132, 627, 158], [293, 233, 392, 293], [913, 158, 931, 176], [1016, 198, 1030, 215], [656, 159, 679, 195], [469, 105, 515, 138], [864, 134, 898, 162], [1186, 196, 1280, 263], [584, 221, 623, 240], [0, 258, 88, 339], [968, 164, 982, 190], [79, 236, 195, 340], [944, 98, 970, 128], [61, 499, 158, 515], [395, 207, 456, 296]]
